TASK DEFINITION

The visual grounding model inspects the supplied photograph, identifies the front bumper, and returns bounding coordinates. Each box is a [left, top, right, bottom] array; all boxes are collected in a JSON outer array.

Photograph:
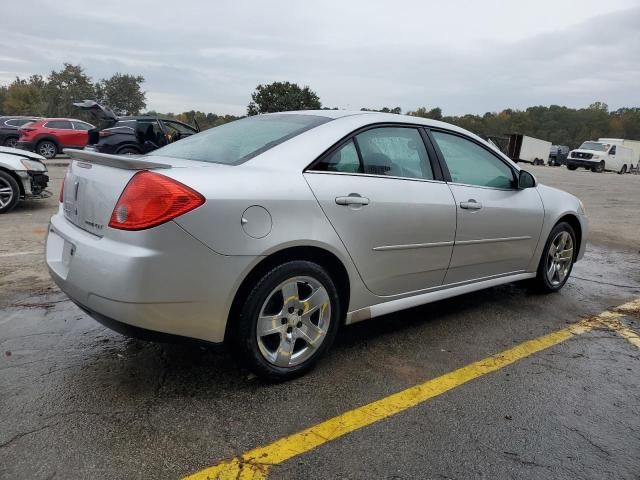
[[567, 159, 598, 168], [46, 210, 260, 343], [16, 170, 50, 197]]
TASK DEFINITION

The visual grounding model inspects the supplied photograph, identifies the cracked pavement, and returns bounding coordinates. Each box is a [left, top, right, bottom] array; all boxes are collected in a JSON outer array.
[[1, 165, 639, 479]]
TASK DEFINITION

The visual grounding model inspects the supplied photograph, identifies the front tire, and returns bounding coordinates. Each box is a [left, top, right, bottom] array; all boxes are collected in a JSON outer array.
[[232, 260, 341, 381], [567, 164, 577, 171], [534, 222, 576, 292], [37, 140, 57, 159], [591, 161, 605, 173], [0, 170, 20, 213]]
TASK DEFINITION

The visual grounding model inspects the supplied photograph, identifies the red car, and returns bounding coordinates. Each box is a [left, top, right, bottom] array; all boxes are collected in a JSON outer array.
[[16, 118, 95, 159]]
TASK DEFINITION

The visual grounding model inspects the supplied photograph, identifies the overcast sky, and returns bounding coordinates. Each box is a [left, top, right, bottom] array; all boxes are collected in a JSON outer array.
[[1, 0, 639, 115]]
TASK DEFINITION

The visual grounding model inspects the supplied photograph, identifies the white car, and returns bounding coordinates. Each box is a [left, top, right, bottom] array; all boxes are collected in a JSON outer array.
[[0, 146, 50, 213]]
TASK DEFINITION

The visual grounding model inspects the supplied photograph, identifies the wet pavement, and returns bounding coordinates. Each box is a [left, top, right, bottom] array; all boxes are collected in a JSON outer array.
[[1, 165, 639, 479]]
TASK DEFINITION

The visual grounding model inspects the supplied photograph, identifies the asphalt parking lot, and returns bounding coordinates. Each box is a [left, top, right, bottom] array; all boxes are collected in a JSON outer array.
[[1, 164, 639, 479]]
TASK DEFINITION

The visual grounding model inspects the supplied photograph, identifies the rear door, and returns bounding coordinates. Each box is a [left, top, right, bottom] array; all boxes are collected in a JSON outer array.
[[44, 120, 75, 147], [429, 129, 544, 284], [305, 126, 456, 296]]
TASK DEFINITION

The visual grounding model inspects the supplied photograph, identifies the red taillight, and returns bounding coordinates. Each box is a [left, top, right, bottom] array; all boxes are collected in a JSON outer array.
[[99, 130, 113, 137], [108, 171, 204, 231]]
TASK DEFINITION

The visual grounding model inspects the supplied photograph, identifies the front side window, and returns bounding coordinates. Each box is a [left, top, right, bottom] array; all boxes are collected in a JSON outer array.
[[45, 120, 72, 129], [609, 145, 616, 155], [432, 131, 515, 189], [153, 114, 331, 165], [162, 121, 197, 135]]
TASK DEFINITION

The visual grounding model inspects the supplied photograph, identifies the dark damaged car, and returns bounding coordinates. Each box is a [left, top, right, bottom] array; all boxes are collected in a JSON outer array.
[[74, 100, 199, 155]]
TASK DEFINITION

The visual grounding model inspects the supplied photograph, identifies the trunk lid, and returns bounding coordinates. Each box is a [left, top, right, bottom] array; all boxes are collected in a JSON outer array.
[[61, 149, 217, 237], [73, 100, 119, 124]]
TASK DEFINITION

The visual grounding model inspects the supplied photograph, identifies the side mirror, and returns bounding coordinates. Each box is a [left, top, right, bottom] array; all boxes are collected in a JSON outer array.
[[518, 170, 536, 189]]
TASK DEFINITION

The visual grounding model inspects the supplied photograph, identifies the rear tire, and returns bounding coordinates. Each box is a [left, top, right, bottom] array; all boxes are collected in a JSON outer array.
[[116, 147, 140, 155], [231, 260, 341, 381], [533, 222, 576, 293], [0, 170, 20, 213], [36, 140, 57, 159], [618, 164, 627, 175], [3, 136, 18, 148]]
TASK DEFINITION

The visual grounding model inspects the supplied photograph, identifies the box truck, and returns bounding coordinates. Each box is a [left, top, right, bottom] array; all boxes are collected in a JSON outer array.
[[598, 138, 640, 173], [506, 134, 552, 166]]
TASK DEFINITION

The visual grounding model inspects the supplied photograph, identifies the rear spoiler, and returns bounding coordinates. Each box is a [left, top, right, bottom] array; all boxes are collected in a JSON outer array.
[[64, 149, 171, 170]]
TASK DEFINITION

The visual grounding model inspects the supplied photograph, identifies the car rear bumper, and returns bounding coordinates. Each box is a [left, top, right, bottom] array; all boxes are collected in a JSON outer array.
[[16, 141, 35, 151], [46, 210, 260, 343]]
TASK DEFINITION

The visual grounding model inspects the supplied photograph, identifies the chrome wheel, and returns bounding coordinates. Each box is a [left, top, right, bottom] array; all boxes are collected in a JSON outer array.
[[0, 177, 14, 208], [256, 276, 331, 368], [38, 141, 56, 159], [546, 231, 573, 286]]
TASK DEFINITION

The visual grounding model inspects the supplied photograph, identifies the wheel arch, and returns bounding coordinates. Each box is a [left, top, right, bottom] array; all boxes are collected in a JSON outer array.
[[0, 166, 25, 197], [225, 245, 351, 342], [555, 213, 582, 260], [35, 136, 61, 151]]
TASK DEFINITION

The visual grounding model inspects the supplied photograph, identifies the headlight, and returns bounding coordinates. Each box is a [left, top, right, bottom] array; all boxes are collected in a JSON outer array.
[[20, 159, 47, 172]]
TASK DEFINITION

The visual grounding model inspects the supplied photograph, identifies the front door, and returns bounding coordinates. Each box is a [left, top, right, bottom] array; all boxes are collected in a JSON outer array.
[[429, 130, 544, 284], [305, 126, 457, 296]]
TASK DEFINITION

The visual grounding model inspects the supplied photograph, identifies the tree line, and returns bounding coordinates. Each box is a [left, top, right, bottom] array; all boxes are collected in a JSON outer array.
[[1, 65, 639, 146]]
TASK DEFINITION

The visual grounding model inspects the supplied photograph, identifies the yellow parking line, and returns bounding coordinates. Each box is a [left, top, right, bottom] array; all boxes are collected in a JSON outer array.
[[183, 300, 639, 480]]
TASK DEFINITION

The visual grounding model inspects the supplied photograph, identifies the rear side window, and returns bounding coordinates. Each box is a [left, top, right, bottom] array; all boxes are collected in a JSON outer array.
[[45, 120, 73, 129], [153, 114, 331, 165], [5, 119, 19, 127], [315, 140, 361, 173], [431, 131, 515, 189], [72, 121, 93, 130]]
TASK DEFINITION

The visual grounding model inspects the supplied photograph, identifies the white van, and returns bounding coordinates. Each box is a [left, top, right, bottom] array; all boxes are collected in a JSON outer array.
[[567, 141, 634, 173]]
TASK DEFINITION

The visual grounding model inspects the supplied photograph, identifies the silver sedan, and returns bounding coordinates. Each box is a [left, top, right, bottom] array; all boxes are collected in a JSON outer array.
[[46, 111, 588, 380]]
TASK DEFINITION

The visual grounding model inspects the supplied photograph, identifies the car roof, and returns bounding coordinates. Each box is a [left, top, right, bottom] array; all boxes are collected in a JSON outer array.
[[267, 109, 455, 129]]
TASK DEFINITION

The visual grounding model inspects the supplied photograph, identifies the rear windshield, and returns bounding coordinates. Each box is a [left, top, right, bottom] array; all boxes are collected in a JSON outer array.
[[152, 114, 331, 165]]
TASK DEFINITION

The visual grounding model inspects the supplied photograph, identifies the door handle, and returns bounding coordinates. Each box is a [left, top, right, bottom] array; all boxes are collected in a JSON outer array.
[[460, 199, 482, 210], [335, 194, 370, 206]]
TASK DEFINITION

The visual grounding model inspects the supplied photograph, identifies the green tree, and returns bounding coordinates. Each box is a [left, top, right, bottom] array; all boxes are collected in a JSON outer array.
[[247, 81, 321, 115], [96, 73, 146, 115], [2, 76, 47, 116], [408, 106, 442, 120], [45, 63, 95, 118]]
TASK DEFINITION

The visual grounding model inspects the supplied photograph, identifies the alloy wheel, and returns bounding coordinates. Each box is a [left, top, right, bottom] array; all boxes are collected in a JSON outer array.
[[0, 177, 14, 209], [256, 276, 331, 368], [4, 138, 17, 148], [38, 142, 56, 159], [546, 231, 574, 286]]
